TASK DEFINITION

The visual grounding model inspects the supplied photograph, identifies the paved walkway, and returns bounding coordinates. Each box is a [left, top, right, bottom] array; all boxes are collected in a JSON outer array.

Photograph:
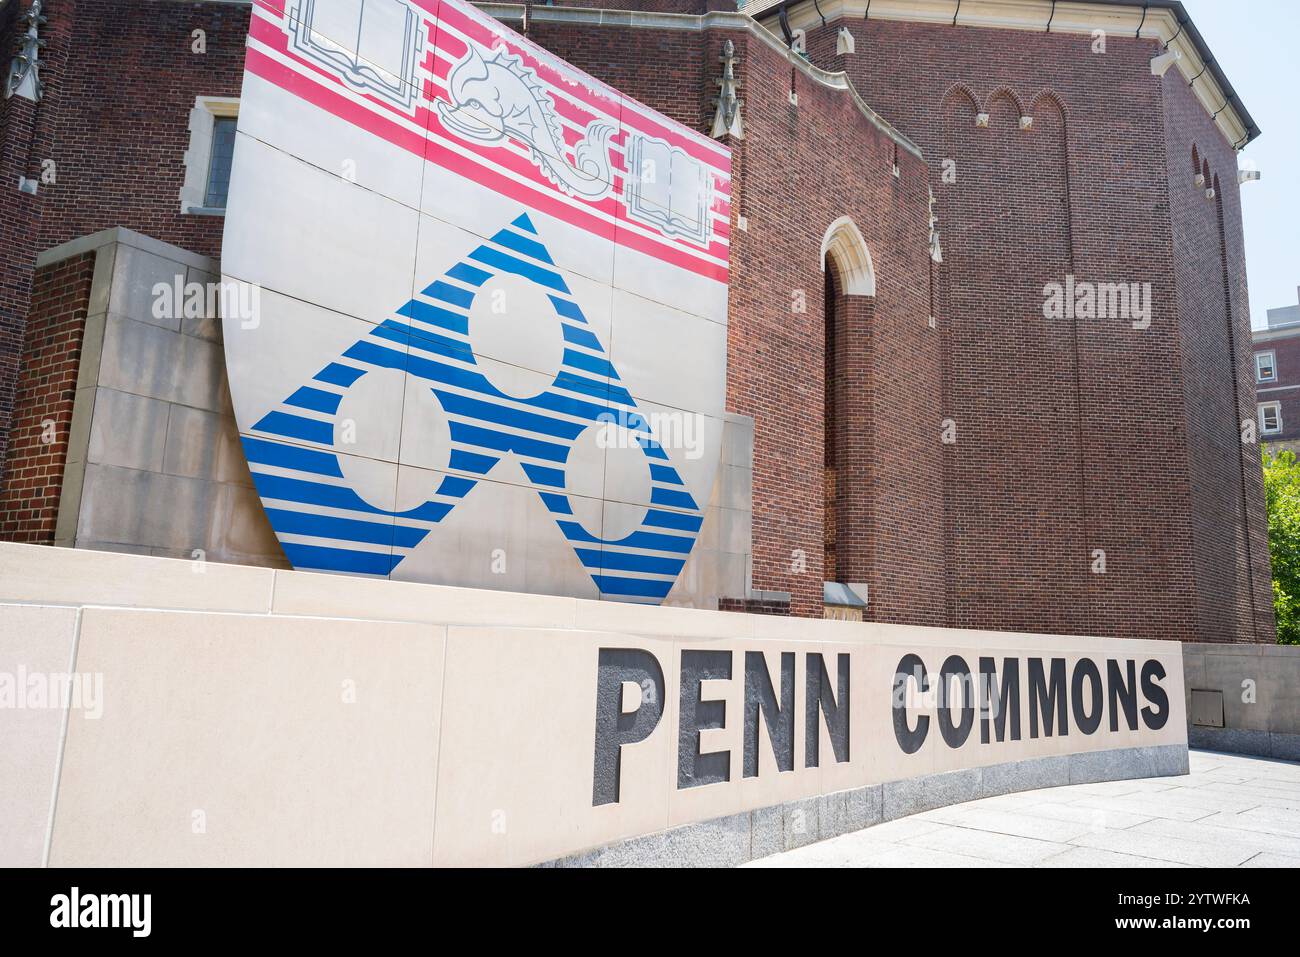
[[745, 750, 1300, 868]]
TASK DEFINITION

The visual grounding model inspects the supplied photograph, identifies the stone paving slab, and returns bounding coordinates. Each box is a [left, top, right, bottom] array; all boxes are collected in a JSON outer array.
[[919, 806, 1096, 843], [1238, 803, 1300, 827], [1035, 846, 1191, 868], [743, 750, 1300, 869], [840, 843, 1012, 869], [1196, 781, 1300, 808], [1195, 808, 1300, 839], [1128, 815, 1300, 856], [1067, 829, 1259, 867], [900, 824, 1067, 865], [1239, 851, 1300, 867], [1134, 789, 1264, 814], [841, 816, 947, 845], [1009, 801, 1152, 830], [1062, 794, 1218, 822]]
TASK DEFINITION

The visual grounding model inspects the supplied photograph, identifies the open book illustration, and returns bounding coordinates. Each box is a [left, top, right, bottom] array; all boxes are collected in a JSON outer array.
[[287, 0, 424, 110]]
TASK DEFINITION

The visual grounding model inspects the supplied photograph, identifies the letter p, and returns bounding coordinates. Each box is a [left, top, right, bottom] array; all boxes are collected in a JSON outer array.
[[593, 648, 665, 806]]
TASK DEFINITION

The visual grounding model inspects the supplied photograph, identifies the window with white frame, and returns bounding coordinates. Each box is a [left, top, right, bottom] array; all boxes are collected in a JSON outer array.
[[180, 96, 240, 214], [1259, 402, 1283, 435], [1256, 350, 1278, 384]]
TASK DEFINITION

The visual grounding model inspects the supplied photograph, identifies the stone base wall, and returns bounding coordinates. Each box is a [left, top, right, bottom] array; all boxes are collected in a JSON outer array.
[[547, 746, 1189, 867], [1183, 643, 1300, 761], [17, 228, 286, 567], [2, 540, 1188, 867]]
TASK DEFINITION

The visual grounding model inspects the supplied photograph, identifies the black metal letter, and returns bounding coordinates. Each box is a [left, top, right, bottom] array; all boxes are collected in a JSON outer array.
[[593, 648, 665, 806], [1029, 658, 1068, 739], [805, 652, 850, 767], [743, 651, 795, 777], [893, 653, 929, 755], [677, 650, 732, 788]]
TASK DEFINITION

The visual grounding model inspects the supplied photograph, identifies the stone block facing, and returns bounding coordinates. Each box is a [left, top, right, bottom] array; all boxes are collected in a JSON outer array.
[[12, 229, 287, 569], [547, 746, 1187, 867], [1184, 644, 1300, 759], [4, 541, 1191, 867]]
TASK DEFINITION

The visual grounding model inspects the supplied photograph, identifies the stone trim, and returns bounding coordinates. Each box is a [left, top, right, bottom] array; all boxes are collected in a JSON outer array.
[[34, 226, 216, 274], [1190, 728, 1300, 762], [542, 744, 1190, 866], [749, 0, 1256, 150], [820, 215, 877, 297], [1251, 327, 1300, 345], [135, 0, 1257, 148], [474, 3, 925, 159], [180, 95, 241, 215]]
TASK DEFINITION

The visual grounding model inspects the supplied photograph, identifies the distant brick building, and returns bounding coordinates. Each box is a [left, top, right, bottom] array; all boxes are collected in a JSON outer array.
[[1253, 289, 1300, 454], [0, 0, 1274, 643]]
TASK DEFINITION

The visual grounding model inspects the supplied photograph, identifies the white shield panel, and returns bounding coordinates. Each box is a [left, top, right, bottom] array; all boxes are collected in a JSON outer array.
[[224, 0, 731, 604]]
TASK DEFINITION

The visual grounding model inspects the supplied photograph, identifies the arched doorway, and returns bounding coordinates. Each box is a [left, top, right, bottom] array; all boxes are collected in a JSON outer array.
[[820, 217, 875, 615], [824, 260, 842, 582]]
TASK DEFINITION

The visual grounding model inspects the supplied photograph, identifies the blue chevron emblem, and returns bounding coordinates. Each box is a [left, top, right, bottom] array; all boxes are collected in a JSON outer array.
[[241, 213, 704, 602]]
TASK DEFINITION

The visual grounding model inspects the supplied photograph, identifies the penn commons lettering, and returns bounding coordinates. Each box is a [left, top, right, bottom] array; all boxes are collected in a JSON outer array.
[[592, 647, 1170, 805]]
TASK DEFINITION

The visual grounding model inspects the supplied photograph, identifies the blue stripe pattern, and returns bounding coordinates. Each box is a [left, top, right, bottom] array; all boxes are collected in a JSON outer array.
[[243, 213, 705, 602]]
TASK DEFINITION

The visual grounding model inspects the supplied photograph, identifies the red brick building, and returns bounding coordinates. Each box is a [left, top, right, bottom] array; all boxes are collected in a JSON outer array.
[[0, 0, 1273, 643], [1253, 289, 1300, 454]]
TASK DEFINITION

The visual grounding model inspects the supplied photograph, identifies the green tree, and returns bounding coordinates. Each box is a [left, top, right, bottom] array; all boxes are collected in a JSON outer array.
[[1262, 446, 1300, 645]]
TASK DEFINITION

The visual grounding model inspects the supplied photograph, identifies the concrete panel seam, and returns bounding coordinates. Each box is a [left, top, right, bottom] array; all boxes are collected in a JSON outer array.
[[429, 623, 450, 867], [41, 606, 83, 868]]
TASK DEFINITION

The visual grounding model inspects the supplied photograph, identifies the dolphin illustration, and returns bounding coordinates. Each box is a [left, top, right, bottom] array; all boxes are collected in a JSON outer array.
[[436, 45, 615, 199]]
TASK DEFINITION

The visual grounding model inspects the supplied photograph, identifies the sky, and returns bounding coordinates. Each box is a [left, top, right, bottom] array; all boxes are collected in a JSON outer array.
[[1181, 0, 1299, 328]]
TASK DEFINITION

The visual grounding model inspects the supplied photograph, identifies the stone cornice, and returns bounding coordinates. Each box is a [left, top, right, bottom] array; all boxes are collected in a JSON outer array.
[[1252, 326, 1300, 345], [745, 0, 1257, 150], [146, 1, 926, 157], [475, 3, 924, 158]]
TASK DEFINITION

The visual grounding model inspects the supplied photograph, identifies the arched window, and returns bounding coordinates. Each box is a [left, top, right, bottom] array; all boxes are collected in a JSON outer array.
[[824, 260, 842, 581], [821, 216, 875, 588], [820, 216, 876, 297]]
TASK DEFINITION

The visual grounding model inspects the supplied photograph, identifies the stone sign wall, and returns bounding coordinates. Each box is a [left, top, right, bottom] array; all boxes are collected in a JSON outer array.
[[0, 541, 1188, 867]]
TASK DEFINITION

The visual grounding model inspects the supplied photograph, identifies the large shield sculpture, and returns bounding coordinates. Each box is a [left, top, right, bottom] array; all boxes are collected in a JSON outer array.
[[223, 0, 731, 603]]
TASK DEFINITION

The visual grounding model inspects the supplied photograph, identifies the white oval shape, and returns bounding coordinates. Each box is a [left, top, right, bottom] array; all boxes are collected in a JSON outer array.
[[467, 273, 565, 398]]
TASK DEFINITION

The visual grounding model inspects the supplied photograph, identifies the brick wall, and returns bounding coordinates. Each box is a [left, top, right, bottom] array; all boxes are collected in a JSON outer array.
[[0, 251, 95, 541], [718, 595, 792, 615], [800, 16, 1270, 642], [0, 1, 1273, 640], [1, 0, 246, 487], [532, 0, 719, 11], [1253, 332, 1300, 445], [0, 0, 74, 487], [33, 0, 249, 258], [726, 29, 942, 622], [0, 0, 28, 482], [1162, 71, 1275, 643], [461, 16, 944, 619]]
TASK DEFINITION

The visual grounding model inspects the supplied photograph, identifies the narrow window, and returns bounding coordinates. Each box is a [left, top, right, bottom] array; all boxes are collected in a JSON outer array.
[[824, 264, 839, 582], [1256, 351, 1277, 384], [204, 116, 238, 210], [180, 96, 239, 215], [1259, 402, 1283, 435]]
